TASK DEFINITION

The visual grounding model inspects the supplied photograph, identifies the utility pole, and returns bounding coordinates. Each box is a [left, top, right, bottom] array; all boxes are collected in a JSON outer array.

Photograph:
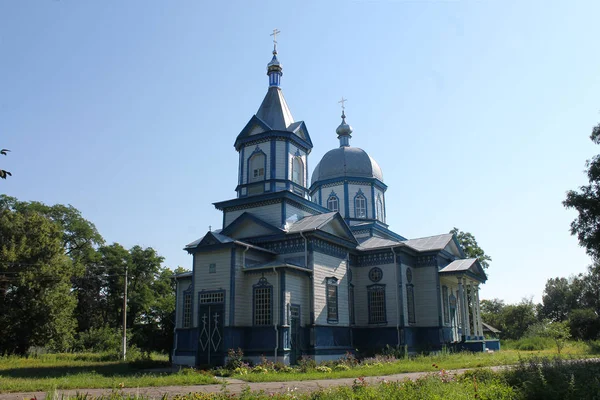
[[122, 266, 128, 361]]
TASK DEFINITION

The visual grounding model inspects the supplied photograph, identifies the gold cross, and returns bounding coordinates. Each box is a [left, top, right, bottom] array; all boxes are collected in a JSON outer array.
[[270, 29, 281, 51], [338, 97, 347, 111]]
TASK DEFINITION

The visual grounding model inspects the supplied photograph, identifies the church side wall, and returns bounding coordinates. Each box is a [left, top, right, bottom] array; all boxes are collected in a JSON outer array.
[[235, 271, 279, 327], [352, 262, 398, 326], [285, 270, 310, 326], [413, 265, 439, 327], [193, 249, 233, 327], [288, 143, 307, 188], [224, 203, 282, 228], [313, 252, 349, 326], [321, 184, 345, 215], [286, 203, 318, 221], [275, 141, 286, 181]]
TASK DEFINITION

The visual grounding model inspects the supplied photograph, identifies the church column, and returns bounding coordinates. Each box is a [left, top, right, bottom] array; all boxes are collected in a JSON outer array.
[[463, 278, 471, 339], [476, 285, 484, 338], [470, 282, 477, 340], [457, 278, 465, 339]]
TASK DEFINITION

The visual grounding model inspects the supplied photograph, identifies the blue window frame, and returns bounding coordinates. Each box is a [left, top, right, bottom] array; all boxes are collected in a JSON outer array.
[[253, 277, 273, 326], [209, 263, 216, 274], [376, 194, 385, 222], [367, 284, 387, 324], [326, 277, 339, 323], [354, 190, 367, 218], [182, 291, 192, 328], [442, 286, 450, 324], [292, 156, 304, 186], [327, 191, 339, 212]]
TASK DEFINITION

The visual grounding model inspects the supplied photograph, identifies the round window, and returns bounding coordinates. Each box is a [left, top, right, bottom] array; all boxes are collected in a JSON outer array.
[[406, 267, 413, 283], [369, 267, 383, 283]]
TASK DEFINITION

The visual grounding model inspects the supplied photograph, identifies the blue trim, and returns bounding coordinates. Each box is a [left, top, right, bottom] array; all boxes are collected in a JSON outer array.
[[236, 178, 309, 197], [348, 283, 355, 325], [406, 283, 415, 324], [318, 187, 322, 206], [182, 283, 193, 328], [252, 276, 274, 326], [270, 140, 276, 191], [368, 267, 383, 283], [371, 184, 376, 220], [284, 141, 290, 189], [235, 117, 313, 150], [280, 270, 286, 325], [214, 190, 329, 214], [229, 248, 236, 326], [240, 145, 245, 187], [246, 146, 267, 187], [367, 284, 387, 324], [436, 276, 443, 326], [343, 182, 349, 219], [191, 254, 195, 326], [325, 277, 339, 323], [281, 201, 286, 227], [310, 176, 387, 193], [397, 261, 404, 327]]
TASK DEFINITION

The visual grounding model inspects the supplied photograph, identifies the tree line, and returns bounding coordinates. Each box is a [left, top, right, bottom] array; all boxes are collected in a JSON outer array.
[[0, 195, 184, 356]]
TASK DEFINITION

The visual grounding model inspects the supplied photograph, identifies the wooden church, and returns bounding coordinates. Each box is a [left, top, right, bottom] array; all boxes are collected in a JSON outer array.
[[172, 40, 494, 367]]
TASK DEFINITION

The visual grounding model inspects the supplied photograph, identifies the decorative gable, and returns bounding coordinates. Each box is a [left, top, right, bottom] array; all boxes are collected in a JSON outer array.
[[221, 212, 283, 239]]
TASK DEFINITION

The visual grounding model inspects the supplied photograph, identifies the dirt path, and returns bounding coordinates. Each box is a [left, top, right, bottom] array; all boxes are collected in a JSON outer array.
[[0, 366, 508, 400]]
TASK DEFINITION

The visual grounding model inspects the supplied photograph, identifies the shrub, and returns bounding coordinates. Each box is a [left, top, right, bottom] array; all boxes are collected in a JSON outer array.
[[74, 326, 121, 353], [333, 364, 350, 371], [225, 348, 245, 370], [315, 365, 332, 373], [297, 356, 316, 372], [505, 336, 553, 351]]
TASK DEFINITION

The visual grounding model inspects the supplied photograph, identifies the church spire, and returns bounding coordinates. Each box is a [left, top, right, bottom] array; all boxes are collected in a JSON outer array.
[[267, 29, 282, 87], [336, 97, 353, 147]]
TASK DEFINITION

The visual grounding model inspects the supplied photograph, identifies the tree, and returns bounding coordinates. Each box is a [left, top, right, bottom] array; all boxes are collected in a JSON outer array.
[[0, 148, 11, 179], [544, 321, 571, 354], [539, 277, 580, 322], [0, 203, 77, 354], [450, 228, 492, 269], [564, 122, 600, 259]]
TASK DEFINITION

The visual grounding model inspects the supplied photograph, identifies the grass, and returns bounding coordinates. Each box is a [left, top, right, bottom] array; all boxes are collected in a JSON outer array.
[[0, 353, 219, 393], [231, 344, 595, 383]]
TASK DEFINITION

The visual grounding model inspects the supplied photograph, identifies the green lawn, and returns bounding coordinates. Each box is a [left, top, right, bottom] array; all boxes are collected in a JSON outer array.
[[0, 353, 218, 393]]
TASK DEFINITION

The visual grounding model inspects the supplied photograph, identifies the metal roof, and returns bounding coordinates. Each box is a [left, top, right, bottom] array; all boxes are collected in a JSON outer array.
[[185, 231, 276, 254], [404, 233, 454, 252], [482, 322, 501, 334], [311, 146, 384, 184], [286, 212, 337, 233], [256, 87, 294, 131], [439, 258, 478, 273], [357, 236, 403, 250]]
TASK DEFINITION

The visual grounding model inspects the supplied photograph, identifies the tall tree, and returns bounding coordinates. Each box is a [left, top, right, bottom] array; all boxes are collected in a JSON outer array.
[[539, 277, 581, 322], [564, 122, 600, 259], [0, 203, 76, 354], [450, 228, 492, 269]]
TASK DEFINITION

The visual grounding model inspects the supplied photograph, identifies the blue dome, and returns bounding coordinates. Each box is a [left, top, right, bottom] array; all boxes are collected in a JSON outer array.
[[311, 146, 384, 185]]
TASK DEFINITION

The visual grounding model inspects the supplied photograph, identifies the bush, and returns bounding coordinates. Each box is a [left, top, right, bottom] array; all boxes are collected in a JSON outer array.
[[297, 356, 316, 372], [504, 336, 553, 351], [74, 326, 122, 353], [225, 348, 245, 370]]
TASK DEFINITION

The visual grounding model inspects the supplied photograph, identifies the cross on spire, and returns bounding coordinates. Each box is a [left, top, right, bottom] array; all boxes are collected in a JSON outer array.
[[338, 97, 347, 111], [270, 29, 281, 53]]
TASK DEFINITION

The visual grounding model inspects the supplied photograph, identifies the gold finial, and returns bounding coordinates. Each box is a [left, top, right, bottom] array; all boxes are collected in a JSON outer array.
[[270, 29, 281, 53]]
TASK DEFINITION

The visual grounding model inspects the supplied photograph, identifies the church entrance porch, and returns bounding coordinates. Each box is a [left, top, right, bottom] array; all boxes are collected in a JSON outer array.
[[197, 303, 225, 366]]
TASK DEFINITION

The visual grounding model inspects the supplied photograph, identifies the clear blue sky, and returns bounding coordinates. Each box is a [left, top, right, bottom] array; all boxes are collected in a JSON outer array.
[[2, 1, 599, 304]]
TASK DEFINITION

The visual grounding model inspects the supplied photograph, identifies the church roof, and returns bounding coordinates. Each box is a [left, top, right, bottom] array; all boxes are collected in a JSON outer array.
[[404, 233, 454, 252], [286, 212, 338, 232], [256, 87, 295, 131], [357, 236, 403, 250], [439, 258, 478, 272], [311, 146, 384, 185], [185, 231, 276, 254]]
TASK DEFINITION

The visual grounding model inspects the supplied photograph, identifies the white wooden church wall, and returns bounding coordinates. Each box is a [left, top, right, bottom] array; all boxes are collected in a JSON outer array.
[[351, 262, 397, 326], [224, 203, 281, 228], [285, 270, 310, 326], [241, 142, 272, 185], [235, 271, 279, 327], [287, 143, 307, 186], [286, 204, 318, 221], [400, 263, 411, 327], [412, 265, 439, 327], [313, 252, 349, 325], [175, 277, 192, 328], [193, 249, 232, 327], [321, 184, 345, 214]]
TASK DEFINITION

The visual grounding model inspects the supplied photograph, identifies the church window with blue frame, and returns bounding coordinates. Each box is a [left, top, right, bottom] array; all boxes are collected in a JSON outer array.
[[253, 277, 273, 326], [327, 194, 339, 212], [368, 284, 386, 324], [354, 193, 367, 218], [369, 267, 383, 283], [442, 286, 450, 324], [326, 277, 339, 323], [376, 194, 384, 222], [209, 263, 216, 274], [292, 156, 304, 186], [182, 292, 192, 328], [249, 152, 265, 182], [406, 284, 416, 324]]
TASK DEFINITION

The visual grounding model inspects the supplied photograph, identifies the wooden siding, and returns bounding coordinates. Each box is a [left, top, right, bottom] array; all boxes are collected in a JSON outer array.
[[285, 270, 310, 326], [224, 203, 282, 228], [322, 184, 344, 214], [235, 270, 279, 327], [193, 249, 232, 327], [352, 262, 398, 326], [412, 266, 439, 327], [241, 141, 271, 184], [313, 252, 349, 326], [347, 183, 372, 219], [286, 203, 317, 221]]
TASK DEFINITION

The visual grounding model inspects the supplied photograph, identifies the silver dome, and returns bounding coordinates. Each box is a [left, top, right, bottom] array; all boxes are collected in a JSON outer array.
[[311, 146, 384, 184]]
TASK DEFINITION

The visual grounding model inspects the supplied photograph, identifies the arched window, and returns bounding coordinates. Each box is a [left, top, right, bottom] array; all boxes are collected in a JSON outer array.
[[354, 194, 367, 218], [292, 156, 304, 186], [376, 195, 385, 222], [249, 153, 265, 183], [327, 195, 339, 212]]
